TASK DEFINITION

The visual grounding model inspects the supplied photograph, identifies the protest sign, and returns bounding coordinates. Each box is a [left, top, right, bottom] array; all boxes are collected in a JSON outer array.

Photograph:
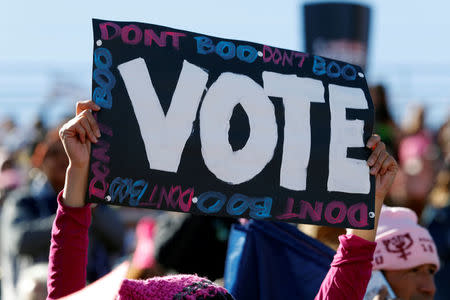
[[87, 19, 375, 228]]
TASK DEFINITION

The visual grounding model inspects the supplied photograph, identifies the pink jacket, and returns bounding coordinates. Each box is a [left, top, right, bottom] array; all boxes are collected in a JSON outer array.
[[47, 192, 376, 300], [47, 192, 91, 300], [315, 234, 377, 300]]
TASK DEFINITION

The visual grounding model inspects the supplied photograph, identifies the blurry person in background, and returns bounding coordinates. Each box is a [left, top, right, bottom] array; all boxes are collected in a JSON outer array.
[[436, 117, 450, 164], [0, 147, 24, 205], [423, 119, 450, 300], [386, 105, 438, 219], [86, 202, 126, 283], [372, 206, 439, 300], [30, 117, 47, 149], [16, 263, 48, 300], [426, 163, 450, 300], [124, 217, 164, 280], [1, 127, 125, 299], [0, 117, 17, 144], [148, 213, 233, 281], [370, 84, 401, 157], [1, 129, 65, 299], [297, 223, 345, 251], [402, 105, 428, 137], [422, 117, 450, 222], [397, 130, 436, 218]]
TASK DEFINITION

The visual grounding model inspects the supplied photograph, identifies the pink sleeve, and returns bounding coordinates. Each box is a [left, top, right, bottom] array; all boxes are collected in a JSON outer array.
[[315, 234, 376, 300], [47, 191, 91, 300]]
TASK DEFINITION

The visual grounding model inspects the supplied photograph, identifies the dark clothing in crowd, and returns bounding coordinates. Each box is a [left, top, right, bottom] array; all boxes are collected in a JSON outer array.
[[1, 173, 125, 298], [87, 203, 127, 282], [428, 204, 450, 300], [154, 213, 234, 281], [1, 173, 56, 299]]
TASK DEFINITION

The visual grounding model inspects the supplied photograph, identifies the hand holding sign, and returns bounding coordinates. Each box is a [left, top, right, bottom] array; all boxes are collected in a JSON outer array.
[[366, 135, 398, 200], [60, 100, 101, 207], [347, 135, 398, 242], [60, 101, 101, 167], [88, 19, 377, 228]]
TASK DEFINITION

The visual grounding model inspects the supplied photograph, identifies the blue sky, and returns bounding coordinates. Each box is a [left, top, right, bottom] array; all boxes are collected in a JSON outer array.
[[2, 0, 449, 66], [1, 0, 449, 128]]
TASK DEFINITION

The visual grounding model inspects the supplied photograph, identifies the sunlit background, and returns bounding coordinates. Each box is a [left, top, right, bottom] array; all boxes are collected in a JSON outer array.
[[1, 2, 450, 300], [1, 0, 449, 130]]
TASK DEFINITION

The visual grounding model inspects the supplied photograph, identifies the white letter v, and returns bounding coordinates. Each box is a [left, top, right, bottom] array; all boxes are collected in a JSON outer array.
[[118, 58, 208, 172]]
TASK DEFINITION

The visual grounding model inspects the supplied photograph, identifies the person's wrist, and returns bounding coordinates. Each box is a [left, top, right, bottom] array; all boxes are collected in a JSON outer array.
[[374, 195, 385, 216], [345, 195, 384, 242], [345, 228, 376, 242], [68, 159, 89, 171], [62, 164, 89, 207], [375, 194, 385, 202]]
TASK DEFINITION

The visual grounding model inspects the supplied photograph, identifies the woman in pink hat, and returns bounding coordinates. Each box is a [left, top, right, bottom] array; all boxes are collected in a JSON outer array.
[[372, 206, 439, 300]]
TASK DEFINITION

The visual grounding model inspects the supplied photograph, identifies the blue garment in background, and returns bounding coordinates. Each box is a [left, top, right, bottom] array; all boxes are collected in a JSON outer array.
[[224, 220, 335, 300], [427, 204, 450, 300]]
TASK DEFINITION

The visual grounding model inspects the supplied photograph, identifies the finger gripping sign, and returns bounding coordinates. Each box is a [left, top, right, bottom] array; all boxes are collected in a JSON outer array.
[[88, 19, 375, 229]]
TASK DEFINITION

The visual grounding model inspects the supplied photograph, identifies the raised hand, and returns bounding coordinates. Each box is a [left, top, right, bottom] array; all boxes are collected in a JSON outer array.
[[347, 134, 398, 241], [60, 100, 101, 207], [59, 100, 101, 169], [366, 135, 398, 200]]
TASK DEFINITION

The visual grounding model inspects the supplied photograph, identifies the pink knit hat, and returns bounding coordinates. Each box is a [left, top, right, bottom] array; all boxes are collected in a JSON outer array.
[[61, 264, 234, 300], [117, 274, 234, 300], [372, 206, 440, 271]]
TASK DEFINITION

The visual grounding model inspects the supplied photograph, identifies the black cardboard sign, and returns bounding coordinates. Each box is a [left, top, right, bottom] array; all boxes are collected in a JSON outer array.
[[87, 18, 375, 229]]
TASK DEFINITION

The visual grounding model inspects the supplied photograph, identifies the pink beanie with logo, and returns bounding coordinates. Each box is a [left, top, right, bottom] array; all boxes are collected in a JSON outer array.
[[372, 206, 440, 271]]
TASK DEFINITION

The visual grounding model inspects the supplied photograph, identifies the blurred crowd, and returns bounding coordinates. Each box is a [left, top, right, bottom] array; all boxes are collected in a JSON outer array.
[[0, 113, 232, 300], [0, 84, 449, 299], [0, 116, 126, 300], [370, 84, 450, 299]]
